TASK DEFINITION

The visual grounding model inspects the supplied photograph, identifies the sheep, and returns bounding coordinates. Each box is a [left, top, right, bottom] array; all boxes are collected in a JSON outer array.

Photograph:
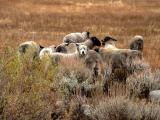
[[96, 36, 142, 94], [65, 36, 101, 55], [50, 44, 89, 64], [82, 36, 101, 49], [129, 35, 144, 52], [48, 45, 57, 51], [99, 36, 142, 64], [18, 41, 44, 62], [40, 44, 88, 75], [39, 47, 56, 60], [101, 35, 118, 48], [149, 90, 160, 102], [65, 43, 77, 53], [39, 43, 69, 60], [40, 44, 88, 68], [82, 36, 115, 83], [84, 50, 103, 83], [39, 43, 70, 73], [55, 43, 69, 53], [63, 31, 90, 43], [39, 45, 57, 72]]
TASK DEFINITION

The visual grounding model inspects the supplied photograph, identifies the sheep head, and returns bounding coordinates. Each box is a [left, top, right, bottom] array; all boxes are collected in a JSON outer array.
[[76, 44, 89, 56], [90, 36, 101, 47], [102, 36, 117, 46], [130, 35, 144, 52]]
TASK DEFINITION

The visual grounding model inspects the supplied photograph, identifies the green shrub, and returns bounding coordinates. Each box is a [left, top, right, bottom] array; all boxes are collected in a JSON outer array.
[[0, 49, 59, 119]]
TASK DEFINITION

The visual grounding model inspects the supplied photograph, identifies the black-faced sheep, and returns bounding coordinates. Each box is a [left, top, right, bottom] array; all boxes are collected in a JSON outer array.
[[82, 36, 101, 49], [63, 31, 90, 43]]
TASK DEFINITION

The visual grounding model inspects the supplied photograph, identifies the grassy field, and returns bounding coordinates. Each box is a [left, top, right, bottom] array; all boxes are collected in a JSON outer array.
[[0, 0, 160, 68], [0, 0, 160, 119]]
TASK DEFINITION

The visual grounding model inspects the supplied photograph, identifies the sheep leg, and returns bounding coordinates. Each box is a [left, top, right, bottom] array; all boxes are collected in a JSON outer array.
[[103, 65, 112, 95], [92, 62, 99, 84]]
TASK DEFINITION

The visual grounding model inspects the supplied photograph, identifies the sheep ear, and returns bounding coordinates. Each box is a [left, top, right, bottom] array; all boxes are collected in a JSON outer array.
[[94, 48, 100, 53], [40, 45, 44, 50], [64, 43, 69, 46], [112, 38, 117, 41], [76, 43, 79, 47], [86, 31, 90, 36]]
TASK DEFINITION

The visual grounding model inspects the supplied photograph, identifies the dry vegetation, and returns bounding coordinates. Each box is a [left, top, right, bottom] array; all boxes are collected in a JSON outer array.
[[0, 0, 160, 119]]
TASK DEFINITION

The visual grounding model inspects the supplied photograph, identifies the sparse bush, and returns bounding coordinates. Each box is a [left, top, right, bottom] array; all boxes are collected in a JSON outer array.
[[126, 59, 150, 74], [94, 97, 160, 120], [127, 69, 160, 99], [127, 70, 152, 98], [94, 97, 128, 120], [127, 101, 160, 120], [56, 59, 94, 97], [66, 96, 94, 120]]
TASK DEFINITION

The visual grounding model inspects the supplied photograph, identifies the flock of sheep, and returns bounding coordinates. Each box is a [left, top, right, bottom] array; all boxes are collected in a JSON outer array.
[[17, 31, 160, 101]]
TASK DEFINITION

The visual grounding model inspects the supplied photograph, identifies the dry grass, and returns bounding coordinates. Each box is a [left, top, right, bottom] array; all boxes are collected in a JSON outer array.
[[94, 96, 160, 120], [0, 0, 160, 119], [0, 0, 160, 68]]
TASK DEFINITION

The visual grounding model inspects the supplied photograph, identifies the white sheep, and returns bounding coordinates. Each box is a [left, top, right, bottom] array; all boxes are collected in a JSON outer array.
[[39, 47, 56, 60], [50, 44, 89, 64], [40, 44, 89, 74], [63, 31, 90, 43], [39, 43, 69, 60]]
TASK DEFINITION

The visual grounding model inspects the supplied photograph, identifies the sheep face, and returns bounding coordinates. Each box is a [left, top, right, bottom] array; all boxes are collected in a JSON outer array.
[[76, 44, 88, 56], [90, 37, 101, 47], [18, 44, 29, 54], [102, 36, 117, 46], [130, 39, 143, 52], [129, 35, 144, 52]]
